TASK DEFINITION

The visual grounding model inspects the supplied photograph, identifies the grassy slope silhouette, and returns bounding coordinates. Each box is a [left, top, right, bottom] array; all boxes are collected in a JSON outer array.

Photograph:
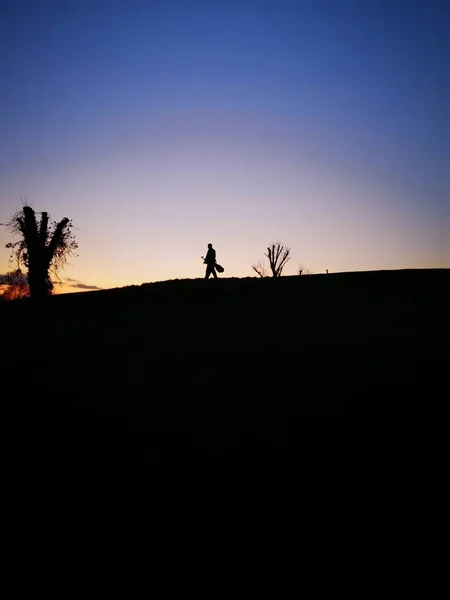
[[2, 268, 448, 461]]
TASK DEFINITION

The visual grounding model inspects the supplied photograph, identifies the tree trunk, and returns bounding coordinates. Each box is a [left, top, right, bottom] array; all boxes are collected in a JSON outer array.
[[28, 251, 51, 300]]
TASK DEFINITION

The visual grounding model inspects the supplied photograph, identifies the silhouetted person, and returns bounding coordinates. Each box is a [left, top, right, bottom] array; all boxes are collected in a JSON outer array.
[[203, 243, 218, 279]]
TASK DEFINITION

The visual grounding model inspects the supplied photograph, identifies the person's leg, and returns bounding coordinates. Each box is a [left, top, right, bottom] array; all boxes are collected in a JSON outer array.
[[205, 265, 212, 279], [212, 267, 217, 278]]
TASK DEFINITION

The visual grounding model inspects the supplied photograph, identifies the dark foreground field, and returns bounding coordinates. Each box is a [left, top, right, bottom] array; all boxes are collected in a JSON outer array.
[[2, 269, 448, 463]]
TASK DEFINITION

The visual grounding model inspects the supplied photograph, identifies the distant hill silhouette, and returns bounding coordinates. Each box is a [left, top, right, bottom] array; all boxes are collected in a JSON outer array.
[[2, 269, 448, 463]]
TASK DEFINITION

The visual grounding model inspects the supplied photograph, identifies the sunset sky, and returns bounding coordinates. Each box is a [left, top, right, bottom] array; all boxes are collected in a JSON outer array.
[[0, 0, 448, 293]]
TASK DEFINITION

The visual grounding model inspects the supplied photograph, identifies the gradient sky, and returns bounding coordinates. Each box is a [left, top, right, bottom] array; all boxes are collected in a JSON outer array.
[[0, 0, 448, 292]]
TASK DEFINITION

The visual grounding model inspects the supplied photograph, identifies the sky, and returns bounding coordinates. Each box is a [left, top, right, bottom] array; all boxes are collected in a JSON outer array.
[[0, 0, 448, 293]]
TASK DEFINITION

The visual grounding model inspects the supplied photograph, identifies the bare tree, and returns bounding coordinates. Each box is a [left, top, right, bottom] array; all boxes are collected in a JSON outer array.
[[265, 242, 291, 277], [298, 265, 312, 275], [5, 205, 78, 300], [251, 260, 269, 278]]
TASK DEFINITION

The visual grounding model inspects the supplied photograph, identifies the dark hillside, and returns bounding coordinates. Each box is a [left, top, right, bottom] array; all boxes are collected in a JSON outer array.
[[2, 268, 448, 462]]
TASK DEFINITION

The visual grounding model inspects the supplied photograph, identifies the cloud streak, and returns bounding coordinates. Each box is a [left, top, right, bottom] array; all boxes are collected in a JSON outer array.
[[65, 278, 102, 290], [70, 283, 103, 290]]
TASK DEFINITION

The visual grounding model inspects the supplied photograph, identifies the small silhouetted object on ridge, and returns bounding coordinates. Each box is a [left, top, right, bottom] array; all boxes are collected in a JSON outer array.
[[201, 243, 224, 279]]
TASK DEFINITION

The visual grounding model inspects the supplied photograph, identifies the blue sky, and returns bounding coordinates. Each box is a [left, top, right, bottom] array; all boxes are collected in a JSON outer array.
[[0, 0, 448, 291]]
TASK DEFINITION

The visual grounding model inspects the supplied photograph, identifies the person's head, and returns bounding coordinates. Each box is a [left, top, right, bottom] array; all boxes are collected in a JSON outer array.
[[208, 243, 213, 249]]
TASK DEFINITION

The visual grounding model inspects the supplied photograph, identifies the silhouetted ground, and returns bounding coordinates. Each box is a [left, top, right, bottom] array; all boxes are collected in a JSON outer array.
[[2, 269, 448, 464]]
